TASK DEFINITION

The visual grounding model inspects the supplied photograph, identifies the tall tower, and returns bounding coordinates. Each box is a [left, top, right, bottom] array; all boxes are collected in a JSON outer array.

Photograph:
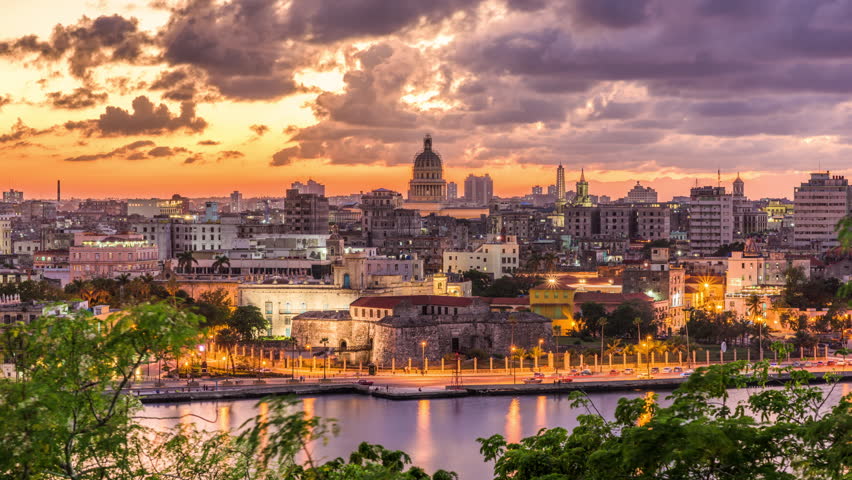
[[556, 164, 565, 202], [573, 169, 592, 206], [733, 172, 744, 197]]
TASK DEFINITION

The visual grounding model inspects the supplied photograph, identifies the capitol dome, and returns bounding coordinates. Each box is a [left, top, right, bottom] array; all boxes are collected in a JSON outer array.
[[414, 134, 443, 168]]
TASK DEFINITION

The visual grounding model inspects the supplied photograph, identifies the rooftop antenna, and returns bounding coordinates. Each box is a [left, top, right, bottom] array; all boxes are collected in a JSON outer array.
[[717, 169, 721, 188]]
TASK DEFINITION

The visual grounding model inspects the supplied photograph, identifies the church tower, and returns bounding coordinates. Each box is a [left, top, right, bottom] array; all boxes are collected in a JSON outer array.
[[573, 168, 592, 206], [733, 172, 744, 197]]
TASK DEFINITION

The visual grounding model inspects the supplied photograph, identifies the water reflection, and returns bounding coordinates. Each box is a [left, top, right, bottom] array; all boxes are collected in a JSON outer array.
[[141, 385, 848, 480], [505, 398, 521, 443]]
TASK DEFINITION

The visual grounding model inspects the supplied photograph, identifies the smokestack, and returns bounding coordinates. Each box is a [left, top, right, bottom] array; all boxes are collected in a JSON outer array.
[[57, 180, 60, 203]]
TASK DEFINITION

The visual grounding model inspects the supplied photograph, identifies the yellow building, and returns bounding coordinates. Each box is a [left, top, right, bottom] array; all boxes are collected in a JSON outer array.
[[529, 280, 576, 336]]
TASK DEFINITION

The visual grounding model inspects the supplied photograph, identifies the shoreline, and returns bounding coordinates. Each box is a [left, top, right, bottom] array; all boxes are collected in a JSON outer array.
[[137, 370, 852, 404]]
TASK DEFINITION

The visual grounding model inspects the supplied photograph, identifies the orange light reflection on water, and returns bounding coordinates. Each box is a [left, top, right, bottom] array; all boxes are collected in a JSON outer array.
[[505, 398, 521, 444]]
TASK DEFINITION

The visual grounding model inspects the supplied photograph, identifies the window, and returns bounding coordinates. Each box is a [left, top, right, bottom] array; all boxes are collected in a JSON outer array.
[[265, 302, 273, 314]]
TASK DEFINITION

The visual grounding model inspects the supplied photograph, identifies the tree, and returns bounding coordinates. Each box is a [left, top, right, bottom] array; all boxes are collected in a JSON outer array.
[[211, 255, 231, 275], [580, 302, 607, 333], [229, 305, 269, 341], [194, 288, 233, 327], [478, 362, 851, 480], [462, 269, 492, 296], [541, 252, 558, 272], [597, 317, 607, 367], [0, 303, 203, 479], [177, 250, 198, 274], [214, 327, 241, 374]]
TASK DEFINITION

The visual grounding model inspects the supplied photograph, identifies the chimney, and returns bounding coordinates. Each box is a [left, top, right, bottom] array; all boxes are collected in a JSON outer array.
[[57, 180, 61, 202]]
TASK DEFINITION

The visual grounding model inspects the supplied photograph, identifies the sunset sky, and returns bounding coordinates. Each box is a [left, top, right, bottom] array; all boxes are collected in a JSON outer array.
[[2, 0, 852, 201]]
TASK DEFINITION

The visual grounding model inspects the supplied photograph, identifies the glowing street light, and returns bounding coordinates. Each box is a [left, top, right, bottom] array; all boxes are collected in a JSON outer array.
[[421, 341, 427, 371]]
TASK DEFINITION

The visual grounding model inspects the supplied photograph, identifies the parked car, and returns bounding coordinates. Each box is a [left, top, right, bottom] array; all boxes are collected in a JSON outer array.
[[815, 361, 825, 367], [681, 369, 695, 377], [608, 369, 620, 375], [580, 369, 593, 376], [623, 368, 635, 375], [523, 377, 543, 384], [804, 361, 813, 367], [836, 360, 846, 366], [672, 366, 683, 373], [357, 379, 374, 386], [792, 361, 802, 367], [637, 372, 654, 379], [533, 372, 545, 378], [662, 367, 672, 374], [650, 367, 660, 374], [826, 360, 836, 366]]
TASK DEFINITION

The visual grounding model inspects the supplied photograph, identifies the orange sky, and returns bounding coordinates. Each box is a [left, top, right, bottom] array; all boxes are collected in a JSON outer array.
[[2, 0, 851, 201]]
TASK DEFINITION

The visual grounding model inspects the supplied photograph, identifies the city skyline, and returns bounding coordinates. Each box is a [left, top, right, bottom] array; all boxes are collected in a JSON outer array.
[[3, 1, 852, 200]]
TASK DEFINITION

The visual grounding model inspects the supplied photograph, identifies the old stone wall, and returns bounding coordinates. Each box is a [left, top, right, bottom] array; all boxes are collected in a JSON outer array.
[[290, 313, 374, 362], [370, 311, 553, 364]]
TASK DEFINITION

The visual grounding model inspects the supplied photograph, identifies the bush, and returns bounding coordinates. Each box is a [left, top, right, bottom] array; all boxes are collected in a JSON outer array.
[[466, 348, 489, 361]]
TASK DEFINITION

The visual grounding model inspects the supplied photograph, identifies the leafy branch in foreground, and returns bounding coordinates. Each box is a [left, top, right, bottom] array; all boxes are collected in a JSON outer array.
[[479, 361, 851, 480]]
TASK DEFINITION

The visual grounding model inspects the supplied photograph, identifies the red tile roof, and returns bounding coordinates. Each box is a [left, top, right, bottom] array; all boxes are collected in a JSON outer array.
[[350, 295, 474, 309], [574, 292, 654, 305]]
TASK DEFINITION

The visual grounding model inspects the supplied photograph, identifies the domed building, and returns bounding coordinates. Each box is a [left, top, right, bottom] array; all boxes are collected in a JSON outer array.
[[407, 134, 447, 203]]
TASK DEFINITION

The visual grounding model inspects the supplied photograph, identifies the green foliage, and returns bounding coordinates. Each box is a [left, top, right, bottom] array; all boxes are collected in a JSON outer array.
[[0, 303, 203, 479], [607, 301, 654, 338], [462, 269, 492, 296], [478, 361, 852, 479], [483, 274, 540, 297]]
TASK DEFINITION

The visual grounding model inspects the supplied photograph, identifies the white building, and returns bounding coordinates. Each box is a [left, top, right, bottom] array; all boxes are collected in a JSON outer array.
[[726, 248, 810, 294], [689, 186, 733, 255], [443, 234, 519, 278], [127, 198, 161, 217], [624, 181, 658, 203], [793, 172, 852, 250]]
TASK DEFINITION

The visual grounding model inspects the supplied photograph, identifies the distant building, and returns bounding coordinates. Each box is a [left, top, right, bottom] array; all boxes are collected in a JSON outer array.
[[229, 191, 243, 213], [624, 181, 658, 203], [69, 233, 158, 281], [2, 189, 23, 204], [204, 201, 219, 222], [447, 181, 458, 200], [793, 172, 852, 250], [360, 189, 406, 246], [0, 219, 10, 255], [291, 179, 325, 197], [128, 195, 190, 218], [464, 174, 493, 205], [547, 184, 558, 197], [689, 186, 733, 255], [532, 185, 543, 195], [556, 164, 566, 203], [408, 134, 447, 203], [443, 234, 519, 278], [284, 189, 329, 235]]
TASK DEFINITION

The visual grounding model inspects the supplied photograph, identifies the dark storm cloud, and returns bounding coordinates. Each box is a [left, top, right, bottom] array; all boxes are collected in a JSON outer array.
[[63, 139, 154, 161], [46, 88, 108, 109], [64, 96, 207, 136], [285, 0, 487, 43], [572, 0, 652, 28], [0, 15, 154, 81]]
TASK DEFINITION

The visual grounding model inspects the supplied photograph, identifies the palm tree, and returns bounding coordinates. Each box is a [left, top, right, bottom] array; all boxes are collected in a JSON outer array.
[[633, 316, 643, 343], [746, 295, 764, 359], [80, 285, 109, 305], [211, 255, 231, 275], [605, 339, 625, 356], [177, 251, 198, 274], [541, 252, 558, 273], [320, 337, 330, 380], [530, 345, 545, 370], [524, 252, 542, 273], [115, 273, 130, 303]]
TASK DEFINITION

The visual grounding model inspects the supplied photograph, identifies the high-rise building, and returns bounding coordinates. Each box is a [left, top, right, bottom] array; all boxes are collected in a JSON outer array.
[[283, 189, 329, 234], [793, 172, 852, 250], [2, 189, 23, 204], [291, 179, 325, 196], [463, 174, 493, 205], [229, 191, 243, 213], [0, 219, 11, 254], [447, 182, 458, 200], [532, 185, 543, 195], [546, 184, 557, 196], [573, 169, 592, 206], [204, 201, 219, 222], [408, 134, 447, 202], [556, 164, 566, 202], [689, 186, 734, 255], [624, 182, 658, 203]]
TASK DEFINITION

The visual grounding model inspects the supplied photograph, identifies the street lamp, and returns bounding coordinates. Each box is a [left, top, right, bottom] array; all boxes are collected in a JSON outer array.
[[421, 341, 427, 372], [306, 345, 312, 371], [511, 346, 517, 384]]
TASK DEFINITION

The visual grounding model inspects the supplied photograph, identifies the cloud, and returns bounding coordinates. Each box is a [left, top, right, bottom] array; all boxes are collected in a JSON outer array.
[[147, 145, 189, 157], [0, 95, 10, 110], [197, 139, 220, 145], [572, 0, 652, 28], [0, 119, 54, 143], [183, 153, 203, 164], [0, 14, 154, 81], [63, 139, 154, 162], [249, 124, 269, 136], [218, 150, 244, 160], [46, 88, 108, 109], [271, 147, 299, 166], [64, 95, 207, 136]]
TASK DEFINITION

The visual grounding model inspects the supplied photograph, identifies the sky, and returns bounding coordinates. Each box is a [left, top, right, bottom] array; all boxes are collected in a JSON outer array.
[[2, 0, 852, 201]]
